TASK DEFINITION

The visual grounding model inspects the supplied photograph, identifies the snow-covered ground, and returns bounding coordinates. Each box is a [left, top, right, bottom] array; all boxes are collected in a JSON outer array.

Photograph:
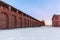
[[0, 26, 60, 40]]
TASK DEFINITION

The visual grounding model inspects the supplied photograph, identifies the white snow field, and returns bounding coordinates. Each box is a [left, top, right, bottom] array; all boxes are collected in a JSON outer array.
[[0, 26, 60, 40]]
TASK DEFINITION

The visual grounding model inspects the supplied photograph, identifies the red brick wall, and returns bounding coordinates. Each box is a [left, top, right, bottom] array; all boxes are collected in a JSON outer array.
[[0, 2, 45, 29]]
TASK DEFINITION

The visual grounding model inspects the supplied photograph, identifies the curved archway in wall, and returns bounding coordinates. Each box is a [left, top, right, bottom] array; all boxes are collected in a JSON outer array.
[[24, 19, 26, 27], [11, 15, 16, 28], [19, 17, 22, 28], [0, 12, 8, 29]]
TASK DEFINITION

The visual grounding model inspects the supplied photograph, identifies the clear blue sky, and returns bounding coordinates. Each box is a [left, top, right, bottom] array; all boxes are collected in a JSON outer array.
[[2, 0, 60, 25]]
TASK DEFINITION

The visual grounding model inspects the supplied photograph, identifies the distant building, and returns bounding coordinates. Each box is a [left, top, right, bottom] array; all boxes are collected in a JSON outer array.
[[52, 14, 60, 27], [41, 20, 45, 26]]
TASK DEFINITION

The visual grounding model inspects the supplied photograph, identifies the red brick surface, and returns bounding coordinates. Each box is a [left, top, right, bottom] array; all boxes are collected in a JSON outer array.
[[52, 15, 60, 27], [0, 1, 45, 29]]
